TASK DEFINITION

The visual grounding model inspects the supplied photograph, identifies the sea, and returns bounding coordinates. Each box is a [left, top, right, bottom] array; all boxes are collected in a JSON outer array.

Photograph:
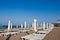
[[0, 25, 22, 29], [0, 25, 14, 29], [0, 25, 7, 29]]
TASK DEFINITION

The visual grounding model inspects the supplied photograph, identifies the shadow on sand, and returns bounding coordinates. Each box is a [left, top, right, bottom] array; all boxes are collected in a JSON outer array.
[[6, 34, 11, 40]]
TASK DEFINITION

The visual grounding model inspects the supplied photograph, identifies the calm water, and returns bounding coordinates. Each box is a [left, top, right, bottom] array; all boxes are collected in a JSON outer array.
[[0, 26, 7, 29], [0, 25, 33, 29], [0, 25, 21, 29]]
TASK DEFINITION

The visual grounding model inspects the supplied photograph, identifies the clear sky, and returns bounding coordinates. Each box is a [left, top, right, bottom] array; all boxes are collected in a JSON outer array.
[[0, 0, 60, 25]]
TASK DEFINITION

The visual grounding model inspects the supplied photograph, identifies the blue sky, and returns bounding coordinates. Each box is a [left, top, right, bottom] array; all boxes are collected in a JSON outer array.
[[0, 0, 60, 25]]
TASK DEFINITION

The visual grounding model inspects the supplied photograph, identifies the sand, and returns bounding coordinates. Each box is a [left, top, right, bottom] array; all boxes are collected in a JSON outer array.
[[0, 30, 34, 40], [0, 27, 60, 40], [43, 27, 60, 40]]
